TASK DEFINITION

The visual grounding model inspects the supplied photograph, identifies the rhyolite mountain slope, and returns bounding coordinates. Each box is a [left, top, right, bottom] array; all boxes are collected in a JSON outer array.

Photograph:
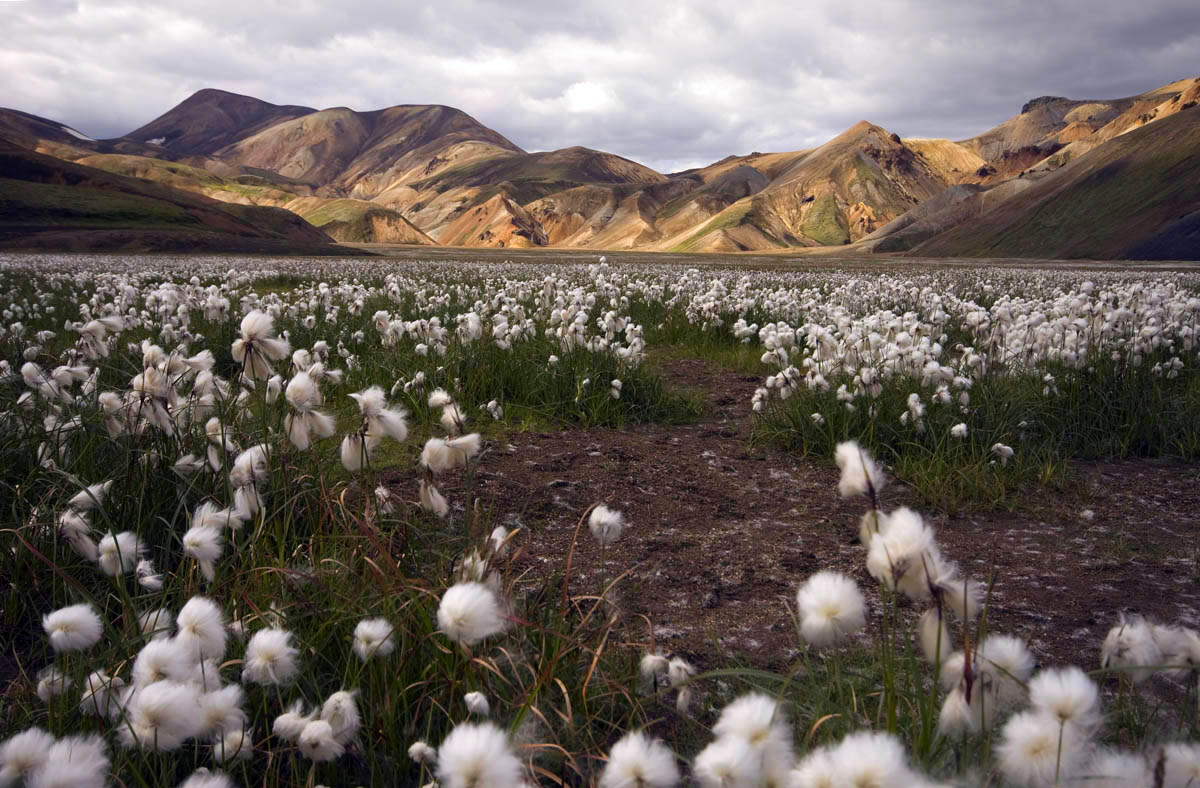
[[2, 76, 1198, 258], [0, 139, 341, 254]]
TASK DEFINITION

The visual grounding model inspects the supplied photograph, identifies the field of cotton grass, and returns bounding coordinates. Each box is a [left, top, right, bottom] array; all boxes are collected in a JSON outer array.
[[1, 252, 1198, 787]]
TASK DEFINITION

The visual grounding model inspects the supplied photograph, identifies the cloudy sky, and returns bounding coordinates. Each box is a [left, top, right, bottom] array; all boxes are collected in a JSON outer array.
[[2, 0, 1198, 172]]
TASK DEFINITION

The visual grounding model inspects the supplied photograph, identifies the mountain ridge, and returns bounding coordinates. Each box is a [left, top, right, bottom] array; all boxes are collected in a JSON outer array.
[[2, 77, 1197, 258]]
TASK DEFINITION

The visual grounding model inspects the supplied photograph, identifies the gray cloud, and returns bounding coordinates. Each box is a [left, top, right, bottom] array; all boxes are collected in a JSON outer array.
[[1, 0, 1197, 172]]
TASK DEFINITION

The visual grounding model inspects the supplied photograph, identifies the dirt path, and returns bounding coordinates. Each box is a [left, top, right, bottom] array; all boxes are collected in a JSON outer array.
[[418, 356, 1200, 681]]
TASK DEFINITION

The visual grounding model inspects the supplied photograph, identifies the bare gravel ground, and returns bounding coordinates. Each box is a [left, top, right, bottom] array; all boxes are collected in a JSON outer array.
[[411, 355, 1200, 689]]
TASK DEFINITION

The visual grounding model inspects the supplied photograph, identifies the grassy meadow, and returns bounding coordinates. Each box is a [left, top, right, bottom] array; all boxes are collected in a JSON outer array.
[[0, 252, 1198, 787]]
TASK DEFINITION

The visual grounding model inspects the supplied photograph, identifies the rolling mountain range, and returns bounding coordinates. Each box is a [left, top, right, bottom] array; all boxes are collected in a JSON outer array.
[[1, 77, 1197, 258]]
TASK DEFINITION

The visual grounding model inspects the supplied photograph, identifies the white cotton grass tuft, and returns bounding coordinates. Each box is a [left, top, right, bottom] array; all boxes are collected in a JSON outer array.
[[79, 671, 126, 719], [175, 596, 228, 662], [241, 628, 299, 685], [131, 638, 193, 687], [179, 767, 238, 787], [0, 727, 56, 785], [25, 733, 110, 788], [599, 731, 680, 788], [918, 608, 951, 665], [463, 691, 490, 717], [352, 618, 396, 661], [198, 685, 246, 739], [418, 480, 450, 518], [710, 692, 794, 784], [231, 310, 290, 380], [995, 710, 1088, 787], [283, 371, 336, 450], [272, 701, 315, 743], [977, 634, 1036, 708], [437, 582, 505, 647], [1100, 614, 1163, 685], [1155, 624, 1200, 679], [350, 386, 409, 443], [135, 607, 172, 640], [693, 736, 759, 788], [36, 666, 72, 703], [182, 525, 223, 582], [1028, 665, 1102, 733], [795, 570, 866, 648], [119, 680, 204, 751], [436, 721, 525, 788], [297, 719, 342, 762], [1163, 742, 1200, 788], [864, 507, 941, 600], [802, 730, 923, 788], [1079, 749, 1151, 788], [96, 530, 144, 576], [420, 434, 482, 474], [320, 690, 361, 745], [408, 740, 437, 766], [834, 440, 885, 499], [67, 480, 112, 511], [588, 504, 627, 548], [42, 603, 103, 652]]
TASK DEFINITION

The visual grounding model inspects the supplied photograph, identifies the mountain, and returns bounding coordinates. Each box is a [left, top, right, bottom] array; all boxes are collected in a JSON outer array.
[[122, 88, 317, 156], [908, 105, 1200, 260], [0, 139, 341, 254], [2, 77, 1198, 258]]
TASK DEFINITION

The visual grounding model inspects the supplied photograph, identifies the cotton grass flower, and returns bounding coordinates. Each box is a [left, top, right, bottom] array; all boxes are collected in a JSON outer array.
[[419, 480, 450, 518], [350, 386, 409, 443], [42, 603, 103, 652], [298, 720, 343, 762], [198, 685, 247, 739], [26, 733, 110, 788], [0, 727, 55, 785], [1079, 749, 1151, 787], [1029, 666, 1102, 732], [182, 524, 223, 582], [865, 507, 941, 599], [995, 710, 1088, 787], [408, 740, 437, 765], [795, 571, 866, 648], [437, 582, 505, 648], [212, 729, 253, 764], [242, 628, 299, 684], [231, 310, 290, 380], [436, 722, 525, 788], [352, 618, 396, 661], [1163, 742, 1200, 788], [283, 371, 336, 450], [321, 690, 361, 744], [132, 638, 193, 687], [177, 767, 237, 788], [96, 530, 143, 575], [35, 666, 71, 703], [710, 692, 794, 784], [175, 597, 227, 661], [693, 737, 759, 788], [79, 671, 126, 718], [67, 480, 112, 511], [833, 440, 885, 499], [1100, 614, 1163, 684], [463, 691, 490, 717], [119, 680, 204, 751], [588, 504, 626, 548], [599, 731, 680, 788], [272, 701, 315, 743]]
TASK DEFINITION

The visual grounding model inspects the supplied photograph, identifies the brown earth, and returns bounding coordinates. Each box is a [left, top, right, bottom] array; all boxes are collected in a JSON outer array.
[[412, 355, 1200, 686]]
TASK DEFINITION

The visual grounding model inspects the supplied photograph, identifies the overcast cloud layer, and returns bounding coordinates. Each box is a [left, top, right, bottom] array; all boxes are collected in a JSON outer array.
[[2, 0, 1198, 172]]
